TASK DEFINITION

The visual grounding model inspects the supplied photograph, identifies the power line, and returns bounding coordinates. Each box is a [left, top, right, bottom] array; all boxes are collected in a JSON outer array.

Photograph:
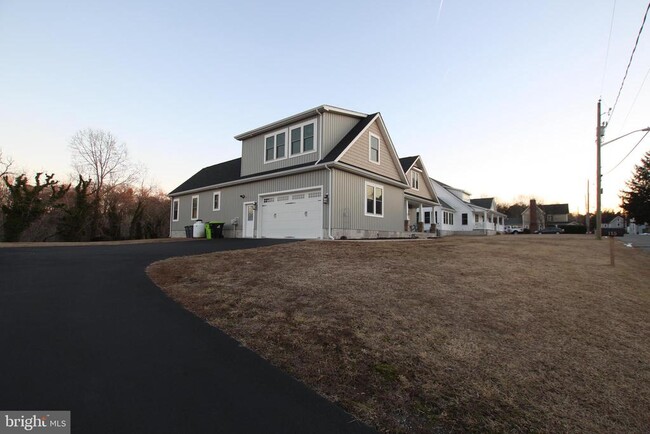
[[619, 64, 650, 131], [603, 130, 649, 175], [600, 0, 618, 98], [607, 0, 650, 124]]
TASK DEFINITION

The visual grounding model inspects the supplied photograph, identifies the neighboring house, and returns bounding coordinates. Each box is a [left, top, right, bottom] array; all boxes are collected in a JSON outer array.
[[540, 204, 570, 224], [522, 202, 545, 230], [399, 156, 439, 233], [470, 198, 506, 233], [602, 215, 625, 229], [424, 179, 505, 236], [521, 202, 571, 229], [169, 105, 439, 239]]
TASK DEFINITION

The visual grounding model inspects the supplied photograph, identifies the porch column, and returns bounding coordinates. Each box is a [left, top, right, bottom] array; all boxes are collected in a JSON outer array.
[[418, 203, 424, 232], [483, 211, 487, 229], [404, 201, 409, 231]]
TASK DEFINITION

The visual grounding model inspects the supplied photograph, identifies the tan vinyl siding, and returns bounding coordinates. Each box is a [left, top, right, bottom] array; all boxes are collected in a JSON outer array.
[[405, 160, 435, 200], [321, 112, 361, 158], [338, 120, 402, 182], [331, 169, 404, 232], [170, 170, 329, 235], [240, 116, 321, 177]]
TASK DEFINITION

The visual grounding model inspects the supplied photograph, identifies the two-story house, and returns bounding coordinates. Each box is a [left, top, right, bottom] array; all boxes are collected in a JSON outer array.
[[169, 105, 439, 239]]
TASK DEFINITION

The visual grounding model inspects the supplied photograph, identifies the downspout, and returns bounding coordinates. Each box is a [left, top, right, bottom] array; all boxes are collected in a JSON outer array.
[[169, 196, 173, 238], [315, 108, 324, 164], [326, 165, 334, 239]]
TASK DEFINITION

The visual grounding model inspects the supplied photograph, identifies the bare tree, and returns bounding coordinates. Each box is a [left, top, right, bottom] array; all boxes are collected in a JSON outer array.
[[0, 148, 14, 178], [69, 129, 139, 196], [69, 129, 141, 238]]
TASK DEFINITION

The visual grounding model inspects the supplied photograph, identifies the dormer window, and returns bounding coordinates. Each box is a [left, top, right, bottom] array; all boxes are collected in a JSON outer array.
[[264, 119, 317, 163], [411, 171, 419, 190], [264, 131, 287, 162], [290, 121, 316, 156], [369, 133, 380, 164]]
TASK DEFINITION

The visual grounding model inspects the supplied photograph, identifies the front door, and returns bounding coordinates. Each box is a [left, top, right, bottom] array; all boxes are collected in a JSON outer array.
[[243, 202, 255, 238]]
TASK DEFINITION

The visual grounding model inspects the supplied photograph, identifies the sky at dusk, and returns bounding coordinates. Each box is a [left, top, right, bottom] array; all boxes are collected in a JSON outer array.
[[1, 0, 649, 213]]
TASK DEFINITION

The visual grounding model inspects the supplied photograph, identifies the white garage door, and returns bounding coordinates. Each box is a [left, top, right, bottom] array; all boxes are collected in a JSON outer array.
[[260, 190, 323, 239]]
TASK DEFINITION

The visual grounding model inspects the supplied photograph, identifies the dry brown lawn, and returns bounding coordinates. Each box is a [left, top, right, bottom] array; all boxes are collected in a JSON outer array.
[[147, 235, 650, 433]]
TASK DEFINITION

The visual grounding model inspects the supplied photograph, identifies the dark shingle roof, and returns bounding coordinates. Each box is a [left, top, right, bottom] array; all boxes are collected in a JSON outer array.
[[321, 113, 378, 162], [170, 112, 381, 195], [169, 158, 242, 195], [470, 198, 494, 209], [399, 156, 418, 173], [169, 158, 321, 195], [540, 204, 569, 215]]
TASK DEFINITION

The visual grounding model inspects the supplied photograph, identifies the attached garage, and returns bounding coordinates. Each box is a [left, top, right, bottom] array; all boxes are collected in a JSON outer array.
[[259, 189, 323, 239]]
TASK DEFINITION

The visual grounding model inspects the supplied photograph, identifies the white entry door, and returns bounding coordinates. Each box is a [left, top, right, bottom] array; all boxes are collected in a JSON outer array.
[[243, 202, 255, 238]]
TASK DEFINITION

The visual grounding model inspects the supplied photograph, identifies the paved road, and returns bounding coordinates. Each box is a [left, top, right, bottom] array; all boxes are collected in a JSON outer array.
[[618, 234, 650, 252], [0, 239, 375, 434]]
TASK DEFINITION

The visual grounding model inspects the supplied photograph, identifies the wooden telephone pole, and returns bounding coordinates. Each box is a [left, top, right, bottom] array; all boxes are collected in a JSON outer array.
[[596, 100, 603, 240]]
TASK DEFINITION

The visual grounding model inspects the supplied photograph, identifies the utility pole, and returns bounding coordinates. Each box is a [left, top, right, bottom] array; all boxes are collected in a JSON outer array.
[[596, 100, 603, 240], [586, 179, 590, 234]]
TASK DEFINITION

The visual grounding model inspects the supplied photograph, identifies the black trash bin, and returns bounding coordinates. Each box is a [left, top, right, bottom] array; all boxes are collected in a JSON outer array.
[[209, 222, 225, 239], [184, 225, 193, 238]]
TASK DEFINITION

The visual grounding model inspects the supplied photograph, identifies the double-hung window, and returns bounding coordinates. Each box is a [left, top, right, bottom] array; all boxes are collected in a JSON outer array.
[[365, 182, 383, 217], [290, 121, 316, 156], [191, 195, 199, 220], [172, 199, 179, 222], [411, 171, 419, 190], [369, 133, 380, 163], [462, 213, 468, 225], [264, 131, 287, 162]]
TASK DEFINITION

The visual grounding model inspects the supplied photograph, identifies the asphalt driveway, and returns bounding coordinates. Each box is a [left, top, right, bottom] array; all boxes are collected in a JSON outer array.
[[0, 239, 375, 434]]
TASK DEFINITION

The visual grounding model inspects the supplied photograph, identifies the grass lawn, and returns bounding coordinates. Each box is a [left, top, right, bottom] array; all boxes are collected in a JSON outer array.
[[147, 235, 650, 433]]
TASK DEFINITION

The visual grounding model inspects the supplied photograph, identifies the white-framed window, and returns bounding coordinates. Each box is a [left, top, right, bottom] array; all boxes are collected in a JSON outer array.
[[191, 195, 199, 220], [172, 199, 179, 222], [264, 129, 287, 163], [365, 181, 384, 217], [369, 132, 380, 164], [443, 211, 454, 225], [424, 211, 431, 224], [411, 171, 420, 190], [289, 120, 317, 156], [212, 191, 221, 211]]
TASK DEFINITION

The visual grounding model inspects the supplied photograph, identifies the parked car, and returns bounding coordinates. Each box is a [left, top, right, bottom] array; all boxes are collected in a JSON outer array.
[[536, 227, 564, 234], [505, 225, 524, 234]]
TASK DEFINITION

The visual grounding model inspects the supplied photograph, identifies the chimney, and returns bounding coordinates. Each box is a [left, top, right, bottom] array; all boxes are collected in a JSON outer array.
[[529, 199, 539, 233]]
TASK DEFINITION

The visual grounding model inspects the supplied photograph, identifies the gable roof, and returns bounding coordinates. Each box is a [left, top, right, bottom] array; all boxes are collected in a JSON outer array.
[[321, 114, 378, 163], [540, 204, 569, 215], [399, 156, 418, 173], [470, 198, 494, 209]]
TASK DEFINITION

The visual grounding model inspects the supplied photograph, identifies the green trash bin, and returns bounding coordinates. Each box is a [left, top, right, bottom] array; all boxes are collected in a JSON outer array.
[[205, 222, 213, 240]]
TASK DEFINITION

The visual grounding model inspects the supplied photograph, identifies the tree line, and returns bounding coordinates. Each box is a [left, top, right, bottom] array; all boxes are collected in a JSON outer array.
[[0, 129, 170, 242], [493, 150, 650, 229]]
